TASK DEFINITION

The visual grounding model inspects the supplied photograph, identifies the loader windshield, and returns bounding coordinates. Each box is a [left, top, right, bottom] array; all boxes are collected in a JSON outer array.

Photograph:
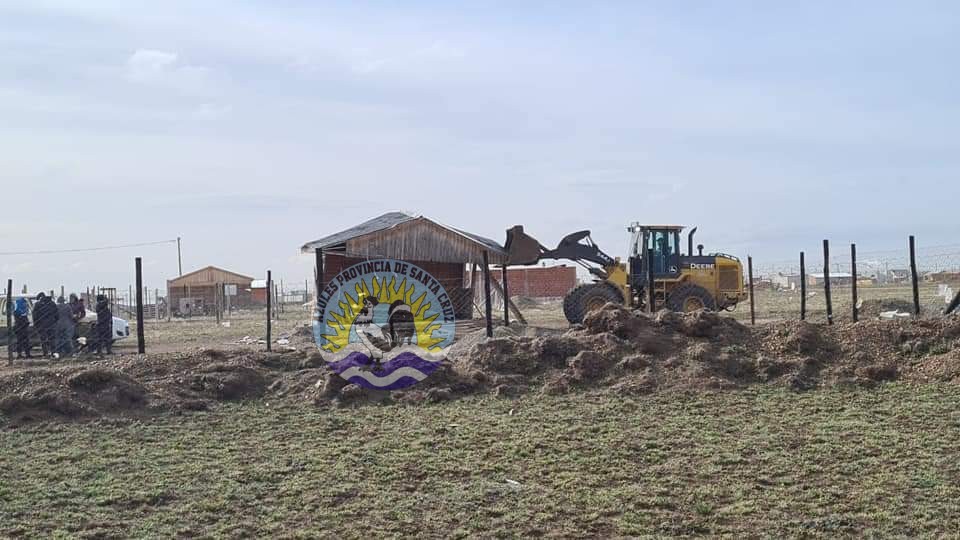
[[647, 230, 680, 275]]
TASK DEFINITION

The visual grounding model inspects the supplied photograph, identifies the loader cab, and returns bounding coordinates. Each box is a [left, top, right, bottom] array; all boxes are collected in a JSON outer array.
[[628, 224, 683, 282]]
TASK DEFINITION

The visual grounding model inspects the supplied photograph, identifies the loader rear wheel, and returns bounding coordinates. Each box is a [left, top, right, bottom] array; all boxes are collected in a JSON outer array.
[[563, 283, 625, 324], [666, 283, 717, 313]]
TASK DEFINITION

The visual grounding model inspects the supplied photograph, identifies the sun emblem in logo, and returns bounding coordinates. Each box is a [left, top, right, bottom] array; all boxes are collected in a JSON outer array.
[[314, 259, 457, 390]]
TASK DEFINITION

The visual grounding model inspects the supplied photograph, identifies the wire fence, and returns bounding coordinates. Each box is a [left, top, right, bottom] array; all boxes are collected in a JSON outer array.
[[4, 237, 960, 364], [744, 240, 960, 324]]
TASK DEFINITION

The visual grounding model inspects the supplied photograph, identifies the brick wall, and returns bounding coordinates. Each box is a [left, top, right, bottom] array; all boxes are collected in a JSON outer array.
[[479, 266, 577, 298]]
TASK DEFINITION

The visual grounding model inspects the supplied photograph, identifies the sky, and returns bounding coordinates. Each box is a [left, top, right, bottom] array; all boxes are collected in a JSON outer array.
[[2, 0, 959, 294]]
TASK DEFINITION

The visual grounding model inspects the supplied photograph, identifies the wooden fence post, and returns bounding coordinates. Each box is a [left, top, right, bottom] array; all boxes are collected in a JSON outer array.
[[135, 258, 145, 354], [266, 270, 272, 351], [748, 256, 755, 325], [482, 252, 493, 338], [823, 240, 833, 325], [851, 244, 859, 322], [6, 279, 12, 365], [910, 235, 920, 316], [800, 251, 806, 321]]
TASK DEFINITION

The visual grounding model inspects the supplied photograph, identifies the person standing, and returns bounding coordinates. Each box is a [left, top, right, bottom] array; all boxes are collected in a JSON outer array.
[[55, 296, 75, 357], [94, 295, 113, 355], [32, 292, 58, 358], [69, 294, 85, 349], [13, 298, 32, 359]]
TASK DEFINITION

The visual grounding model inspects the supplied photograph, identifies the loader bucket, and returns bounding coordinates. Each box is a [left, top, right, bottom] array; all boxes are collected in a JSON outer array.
[[504, 225, 545, 266]]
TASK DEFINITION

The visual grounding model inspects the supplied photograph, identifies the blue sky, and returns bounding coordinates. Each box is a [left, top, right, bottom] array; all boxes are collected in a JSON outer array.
[[2, 1, 958, 292]]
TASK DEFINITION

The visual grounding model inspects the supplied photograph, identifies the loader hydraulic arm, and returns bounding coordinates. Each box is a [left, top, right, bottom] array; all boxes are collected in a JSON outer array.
[[505, 226, 618, 277]]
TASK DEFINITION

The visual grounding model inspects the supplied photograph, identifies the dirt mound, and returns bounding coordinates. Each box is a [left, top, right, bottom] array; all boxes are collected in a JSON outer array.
[[67, 369, 148, 408], [0, 348, 317, 426], [655, 309, 747, 340], [4, 306, 960, 424], [760, 321, 833, 356], [0, 368, 148, 426], [448, 305, 960, 396], [189, 364, 267, 400], [582, 303, 656, 341], [460, 333, 584, 375]]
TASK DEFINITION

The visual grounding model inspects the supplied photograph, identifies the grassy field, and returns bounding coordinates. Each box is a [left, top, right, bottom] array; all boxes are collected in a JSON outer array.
[[2, 385, 959, 537]]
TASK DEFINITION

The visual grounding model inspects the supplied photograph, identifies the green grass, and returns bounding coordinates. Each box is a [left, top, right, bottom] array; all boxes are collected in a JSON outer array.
[[2, 385, 960, 537]]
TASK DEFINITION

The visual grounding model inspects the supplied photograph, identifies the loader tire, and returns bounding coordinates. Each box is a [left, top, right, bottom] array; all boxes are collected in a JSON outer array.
[[666, 283, 717, 313], [563, 282, 625, 324]]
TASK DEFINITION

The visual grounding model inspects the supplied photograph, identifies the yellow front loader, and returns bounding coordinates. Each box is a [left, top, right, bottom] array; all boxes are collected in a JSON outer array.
[[505, 223, 748, 324]]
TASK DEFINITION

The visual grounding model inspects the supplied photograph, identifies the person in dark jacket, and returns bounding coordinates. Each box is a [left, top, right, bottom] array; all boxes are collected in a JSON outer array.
[[32, 293, 58, 358], [55, 296, 75, 357], [93, 295, 113, 355], [13, 298, 32, 359], [69, 294, 85, 348]]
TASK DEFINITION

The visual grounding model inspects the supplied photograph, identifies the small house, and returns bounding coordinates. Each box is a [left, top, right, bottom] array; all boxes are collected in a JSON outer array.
[[301, 212, 508, 319], [167, 266, 255, 316]]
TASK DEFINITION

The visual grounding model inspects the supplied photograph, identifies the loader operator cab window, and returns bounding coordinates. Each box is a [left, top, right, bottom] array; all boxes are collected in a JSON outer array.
[[647, 229, 680, 277]]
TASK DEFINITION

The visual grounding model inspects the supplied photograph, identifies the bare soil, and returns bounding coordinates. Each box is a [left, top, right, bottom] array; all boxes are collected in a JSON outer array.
[[2, 306, 959, 426]]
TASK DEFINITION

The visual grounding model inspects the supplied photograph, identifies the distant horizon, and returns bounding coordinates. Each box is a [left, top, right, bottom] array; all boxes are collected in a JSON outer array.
[[2, 224, 958, 297]]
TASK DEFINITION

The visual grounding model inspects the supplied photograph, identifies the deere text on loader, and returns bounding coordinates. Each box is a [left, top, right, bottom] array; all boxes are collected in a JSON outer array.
[[504, 223, 748, 324]]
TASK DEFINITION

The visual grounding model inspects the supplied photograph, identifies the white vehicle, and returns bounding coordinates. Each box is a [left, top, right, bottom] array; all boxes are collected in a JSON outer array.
[[81, 309, 131, 344], [0, 295, 130, 347]]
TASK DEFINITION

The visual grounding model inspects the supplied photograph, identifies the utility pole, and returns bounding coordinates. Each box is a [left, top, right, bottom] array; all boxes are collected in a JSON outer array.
[[177, 237, 183, 276]]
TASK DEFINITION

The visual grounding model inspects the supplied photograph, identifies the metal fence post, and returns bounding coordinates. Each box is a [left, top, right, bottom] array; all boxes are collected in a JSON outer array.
[[823, 240, 833, 325], [266, 270, 273, 351], [748, 256, 755, 325], [851, 243, 859, 322], [910, 235, 920, 316], [6, 279, 12, 365], [135, 258, 145, 354], [482, 252, 493, 338], [799, 251, 806, 321]]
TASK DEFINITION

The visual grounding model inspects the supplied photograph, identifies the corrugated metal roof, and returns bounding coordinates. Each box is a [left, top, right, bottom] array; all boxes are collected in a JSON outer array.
[[300, 212, 505, 257], [301, 212, 417, 251], [439, 223, 506, 254], [168, 266, 255, 286]]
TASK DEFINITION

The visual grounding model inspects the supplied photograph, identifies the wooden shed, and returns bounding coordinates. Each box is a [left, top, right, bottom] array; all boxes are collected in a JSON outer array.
[[301, 212, 508, 319], [167, 266, 255, 316]]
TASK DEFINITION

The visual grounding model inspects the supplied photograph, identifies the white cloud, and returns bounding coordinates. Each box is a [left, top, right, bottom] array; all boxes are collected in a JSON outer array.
[[126, 49, 179, 80], [124, 48, 213, 95]]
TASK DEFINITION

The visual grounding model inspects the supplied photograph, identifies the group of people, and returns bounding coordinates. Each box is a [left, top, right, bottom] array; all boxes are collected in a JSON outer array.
[[11, 293, 113, 360]]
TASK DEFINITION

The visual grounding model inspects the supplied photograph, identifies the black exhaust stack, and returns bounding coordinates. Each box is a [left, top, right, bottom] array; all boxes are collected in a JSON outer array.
[[687, 227, 698, 256]]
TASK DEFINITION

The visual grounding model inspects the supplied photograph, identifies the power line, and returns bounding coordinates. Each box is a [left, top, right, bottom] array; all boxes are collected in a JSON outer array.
[[0, 239, 178, 256]]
